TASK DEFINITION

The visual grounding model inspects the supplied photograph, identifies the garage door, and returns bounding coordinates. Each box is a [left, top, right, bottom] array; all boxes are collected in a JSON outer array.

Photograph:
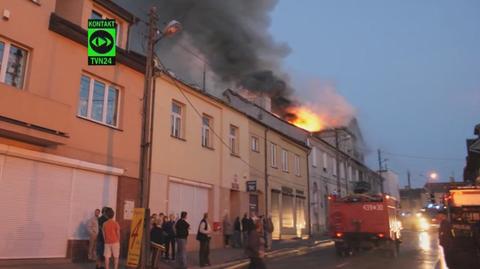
[[0, 156, 117, 259], [168, 181, 208, 233]]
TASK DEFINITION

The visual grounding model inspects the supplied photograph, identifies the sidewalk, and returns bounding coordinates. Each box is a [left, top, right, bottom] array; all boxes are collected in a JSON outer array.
[[0, 236, 331, 269]]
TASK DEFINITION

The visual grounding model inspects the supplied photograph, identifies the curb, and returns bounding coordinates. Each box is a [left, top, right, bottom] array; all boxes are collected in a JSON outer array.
[[212, 239, 334, 269]]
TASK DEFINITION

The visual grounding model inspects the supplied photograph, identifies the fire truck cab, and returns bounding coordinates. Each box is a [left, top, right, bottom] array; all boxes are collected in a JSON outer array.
[[328, 193, 401, 257], [441, 186, 480, 268]]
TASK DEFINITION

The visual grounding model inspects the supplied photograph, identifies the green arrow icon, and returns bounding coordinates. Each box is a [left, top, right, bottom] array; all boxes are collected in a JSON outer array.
[[93, 37, 111, 47]]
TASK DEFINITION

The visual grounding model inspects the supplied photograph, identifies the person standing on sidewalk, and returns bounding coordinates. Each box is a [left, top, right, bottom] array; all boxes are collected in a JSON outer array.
[[103, 208, 120, 269], [241, 213, 249, 246], [163, 214, 176, 260], [87, 209, 100, 260], [197, 213, 212, 267], [96, 207, 109, 269], [233, 217, 242, 248], [245, 220, 266, 269], [263, 216, 274, 251], [150, 218, 166, 265], [223, 214, 233, 247], [175, 211, 190, 269]]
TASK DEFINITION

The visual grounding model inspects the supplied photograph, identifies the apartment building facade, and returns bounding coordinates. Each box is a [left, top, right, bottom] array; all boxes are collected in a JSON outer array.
[[0, 0, 144, 259], [224, 90, 310, 239], [149, 75, 252, 250], [308, 126, 383, 234]]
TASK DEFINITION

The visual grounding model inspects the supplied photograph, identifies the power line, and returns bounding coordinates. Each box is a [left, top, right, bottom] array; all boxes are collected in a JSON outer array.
[[381, 151, 464, 161], [156, 59, 266, 174]]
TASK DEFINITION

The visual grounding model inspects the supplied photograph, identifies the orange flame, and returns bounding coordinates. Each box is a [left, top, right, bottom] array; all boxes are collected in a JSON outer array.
[[287, 106, 327, 132]]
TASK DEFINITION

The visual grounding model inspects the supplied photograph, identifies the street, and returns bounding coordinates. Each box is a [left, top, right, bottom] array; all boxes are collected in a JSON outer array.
[[262, 230, 447, 269]]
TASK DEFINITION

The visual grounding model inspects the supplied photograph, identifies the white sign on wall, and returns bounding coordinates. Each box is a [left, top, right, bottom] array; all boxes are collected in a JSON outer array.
[[124, 200, 135, 220]]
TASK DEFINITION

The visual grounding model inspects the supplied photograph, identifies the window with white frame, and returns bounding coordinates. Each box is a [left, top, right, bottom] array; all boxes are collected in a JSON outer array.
[[270, 143, 277, 167], [323, 152, 328, 171], [90, 10, 121, 44], [201, 114, 212, 148], [78, 74, 120, 127], [282, 149, 289, 172], [251, 136, 259, 152], [0, 40, 29, 89], [311, 147, 317, 167], [229, 125, 239, 155], [295, 154, 301, 176], [171, 101, 184, 138]]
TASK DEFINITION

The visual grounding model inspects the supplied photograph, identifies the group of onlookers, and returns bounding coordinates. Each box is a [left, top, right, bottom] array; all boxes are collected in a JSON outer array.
[[222, 213, 274, 269], [86, 209, 273, 269], [87, 207, 120, 269], [224, 213, 274, 250]]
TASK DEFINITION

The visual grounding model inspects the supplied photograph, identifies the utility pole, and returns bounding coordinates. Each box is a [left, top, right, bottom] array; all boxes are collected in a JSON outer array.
[[139, 6, 158, 269], [335, 129, 341, 195], [202, 63, 206, 91], [407, 170, 412, 211], [377, 149, 384, 193], [407, 170, 411, 189]]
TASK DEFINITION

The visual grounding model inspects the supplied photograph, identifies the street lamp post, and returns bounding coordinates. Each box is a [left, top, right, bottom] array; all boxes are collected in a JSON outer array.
[[139, 6, 181, 269]]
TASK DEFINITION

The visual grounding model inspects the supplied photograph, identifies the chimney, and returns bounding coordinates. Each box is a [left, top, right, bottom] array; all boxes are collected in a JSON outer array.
[[239, 89, 272, 112]]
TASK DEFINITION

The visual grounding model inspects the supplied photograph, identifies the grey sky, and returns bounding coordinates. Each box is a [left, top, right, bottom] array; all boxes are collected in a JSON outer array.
[[116, 0, 479, 188], [269, 0, 480, 187]]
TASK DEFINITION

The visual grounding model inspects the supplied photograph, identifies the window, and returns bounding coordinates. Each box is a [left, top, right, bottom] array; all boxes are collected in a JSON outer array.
[[282, 149, 289, 172], [295, 154, 301, 176], [281, 195, 294, 228], [0, 40, 28, 89], [90, 10, 103, 20], [90, 10, 121, 43], [323, 152, 328, 171], [229, 125, 239, 155], [251, 136, 259, 152], [311, 147, 317, 167], [77, 74, 119, 127], [270, 143, 277, 167], [171, 101, 184, 138], [201, 115, 212, 148]]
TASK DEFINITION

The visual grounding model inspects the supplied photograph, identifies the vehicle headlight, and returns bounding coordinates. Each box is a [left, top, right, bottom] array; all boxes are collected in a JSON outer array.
[[418, 218, 429, 230]]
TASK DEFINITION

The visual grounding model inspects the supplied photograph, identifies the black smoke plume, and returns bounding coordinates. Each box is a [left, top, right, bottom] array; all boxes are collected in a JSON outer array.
[[115, 0, 295, 115]]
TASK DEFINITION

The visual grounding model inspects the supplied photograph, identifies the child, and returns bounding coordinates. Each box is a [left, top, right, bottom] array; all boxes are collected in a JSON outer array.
[[103, 208, 120, 269]]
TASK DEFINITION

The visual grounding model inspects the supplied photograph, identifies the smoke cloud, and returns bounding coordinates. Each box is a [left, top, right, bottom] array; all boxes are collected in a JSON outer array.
[[115, 0, 354, 123], [116, 0, 292, 107]]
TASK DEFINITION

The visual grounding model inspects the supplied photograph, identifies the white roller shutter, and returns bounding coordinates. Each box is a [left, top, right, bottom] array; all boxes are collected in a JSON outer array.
[[168, 182, 208, 233], [0, 155, 118, 259], [69, 170, 117, 239], [0, 156, 72, 259]]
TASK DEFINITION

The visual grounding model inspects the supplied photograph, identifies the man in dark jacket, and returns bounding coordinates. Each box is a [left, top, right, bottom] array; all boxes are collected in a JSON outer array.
[[96, 207, 109, 269], [162, 214, 176, 260], [175, 211, 190, 269], [197, 213, 212, 267], [241, 213, 249, 246], [234, 217, 242, 248], [245, 220, 266, 269]]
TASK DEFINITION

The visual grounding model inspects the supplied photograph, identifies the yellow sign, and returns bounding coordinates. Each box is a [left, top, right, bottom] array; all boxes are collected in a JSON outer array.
[[126, 208, 145, 267]]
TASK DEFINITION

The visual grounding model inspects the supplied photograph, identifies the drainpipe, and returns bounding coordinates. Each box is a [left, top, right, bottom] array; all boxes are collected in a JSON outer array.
[[306, 136, 312, 237], [335, 128, 341, 196], [264, 128, 269, 217]]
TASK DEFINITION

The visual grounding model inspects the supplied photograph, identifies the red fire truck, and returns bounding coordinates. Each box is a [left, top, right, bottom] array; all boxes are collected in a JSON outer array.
[[328, 193, 402, 257]]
